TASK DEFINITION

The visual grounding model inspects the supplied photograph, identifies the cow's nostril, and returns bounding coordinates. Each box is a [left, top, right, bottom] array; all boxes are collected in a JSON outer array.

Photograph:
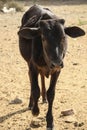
[[50, 61, 64, 69]]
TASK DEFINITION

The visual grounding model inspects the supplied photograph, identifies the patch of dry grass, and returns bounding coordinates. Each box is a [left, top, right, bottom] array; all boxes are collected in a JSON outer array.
[[78, 19, 87, 26], [0, 1, 4, 9], [7, 1, 24, 12], [0, 0, 23, 12]]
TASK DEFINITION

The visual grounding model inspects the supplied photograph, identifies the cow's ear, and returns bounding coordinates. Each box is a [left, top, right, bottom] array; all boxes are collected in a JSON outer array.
[[65, 26, 85, 38], [18, 27, 40, 39]]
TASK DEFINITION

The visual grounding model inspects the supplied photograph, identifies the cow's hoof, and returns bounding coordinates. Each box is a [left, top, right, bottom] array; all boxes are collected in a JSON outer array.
[[28, 106, 32, 110], [28, 104, 33, 110], [32, 106, 39, 116], [46, 127, 55, 130], [28, 102, 33, 110]]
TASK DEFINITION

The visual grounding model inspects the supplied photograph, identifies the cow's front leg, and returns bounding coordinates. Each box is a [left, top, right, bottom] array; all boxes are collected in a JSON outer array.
[[46, 71, 60, 130], [28, 67, 33, 110], [29, 63, 40, 116]]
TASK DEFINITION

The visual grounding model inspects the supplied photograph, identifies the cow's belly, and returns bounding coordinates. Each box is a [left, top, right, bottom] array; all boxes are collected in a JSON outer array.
[[37, 65, 61, 78]]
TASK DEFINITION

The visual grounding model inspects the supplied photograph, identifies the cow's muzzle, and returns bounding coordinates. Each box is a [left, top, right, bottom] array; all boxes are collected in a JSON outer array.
[[50, 61, 64, 69]]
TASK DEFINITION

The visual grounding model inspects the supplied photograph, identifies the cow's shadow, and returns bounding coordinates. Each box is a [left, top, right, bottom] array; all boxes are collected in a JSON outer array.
[[0, 107, 29, 123], [0, 107, 45, 129]]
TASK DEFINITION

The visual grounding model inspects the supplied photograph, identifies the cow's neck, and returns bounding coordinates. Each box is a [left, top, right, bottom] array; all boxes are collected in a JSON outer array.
[[32, 37, 47, 66]]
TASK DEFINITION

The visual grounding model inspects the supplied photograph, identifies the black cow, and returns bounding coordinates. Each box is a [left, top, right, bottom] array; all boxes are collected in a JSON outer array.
[[18, 5, 85, 130]]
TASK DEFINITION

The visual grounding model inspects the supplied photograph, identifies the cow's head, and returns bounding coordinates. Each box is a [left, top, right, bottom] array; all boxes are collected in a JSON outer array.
[[18, 19, 85, 69]]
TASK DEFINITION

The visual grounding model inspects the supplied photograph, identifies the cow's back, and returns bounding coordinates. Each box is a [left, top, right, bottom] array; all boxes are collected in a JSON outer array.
[[21, 5, 54, 26], [21, 5, 43, 26], [19, 5, 55, 63], [19, 5, 44, 62]]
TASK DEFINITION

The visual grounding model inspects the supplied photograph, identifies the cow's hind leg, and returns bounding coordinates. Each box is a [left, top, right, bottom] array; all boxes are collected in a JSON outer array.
[[41, 75, 47, 103], [29, 63, 40, 116], [28, 67, 33, 110], [46, 71, 60, 130]]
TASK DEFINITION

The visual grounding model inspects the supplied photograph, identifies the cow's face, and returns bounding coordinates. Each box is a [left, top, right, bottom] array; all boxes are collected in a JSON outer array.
[[18, 18, 85, 69], [39, 19, 67, 69]]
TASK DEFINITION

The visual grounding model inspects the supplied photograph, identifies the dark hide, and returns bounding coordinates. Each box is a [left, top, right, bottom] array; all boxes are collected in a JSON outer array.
[[18, 5, 85, 130]]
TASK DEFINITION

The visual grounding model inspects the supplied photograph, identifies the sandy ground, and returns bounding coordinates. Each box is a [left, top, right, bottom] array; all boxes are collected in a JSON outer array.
[[0, 1, 87, 130]]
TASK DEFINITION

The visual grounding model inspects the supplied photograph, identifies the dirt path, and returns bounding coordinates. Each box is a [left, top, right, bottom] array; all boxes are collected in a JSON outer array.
[[0, 1, 87, 130]]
